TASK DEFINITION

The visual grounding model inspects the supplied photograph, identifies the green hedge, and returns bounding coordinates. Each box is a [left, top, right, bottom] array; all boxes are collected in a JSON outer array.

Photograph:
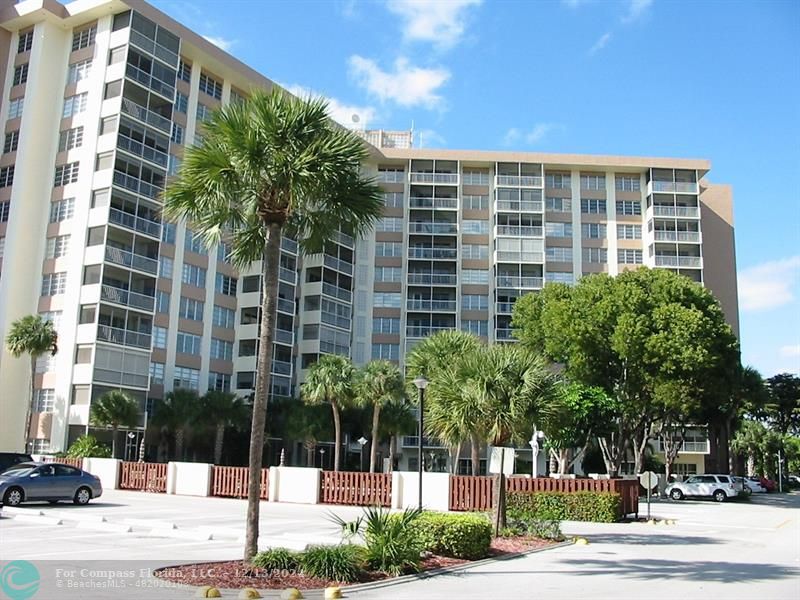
[[402, 512, 492, 559], [507, 491, 621, 523]]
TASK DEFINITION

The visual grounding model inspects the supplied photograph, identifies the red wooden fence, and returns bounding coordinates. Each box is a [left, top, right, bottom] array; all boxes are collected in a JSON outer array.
[[119, 461, 168, 492], [42, 456, 84, 469], [450, 475, 494, 511], [320, 471, 391, 507], [211, 466, 269, 500]]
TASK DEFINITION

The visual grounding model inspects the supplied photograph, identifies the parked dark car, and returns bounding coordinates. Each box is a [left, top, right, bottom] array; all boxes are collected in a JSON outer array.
[[0, 462, 102, 506], [0, 452, 33, 473]]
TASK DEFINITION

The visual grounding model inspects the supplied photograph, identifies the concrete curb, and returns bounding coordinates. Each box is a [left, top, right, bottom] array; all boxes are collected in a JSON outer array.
[[77, 521, 133, 533], [12, 514, 63, 526]]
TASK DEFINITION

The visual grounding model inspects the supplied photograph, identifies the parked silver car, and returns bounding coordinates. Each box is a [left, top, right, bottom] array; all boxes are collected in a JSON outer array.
[[0, 463, 102, 506], [666, 474, 741, 502]]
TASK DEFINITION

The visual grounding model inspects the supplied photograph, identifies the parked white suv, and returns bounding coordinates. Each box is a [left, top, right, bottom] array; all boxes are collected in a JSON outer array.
[[666, 474, 741, 502]]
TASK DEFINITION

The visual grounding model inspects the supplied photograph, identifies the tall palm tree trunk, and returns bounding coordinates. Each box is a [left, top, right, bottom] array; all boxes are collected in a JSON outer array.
[[175, 429, 185, 461], [388, 436, 395, 473], [24, 356, 36, 453], [214, 423, 225, 465], [244, 222, 282, 562], [111, 425, 118, 459], [369, 404, 381, 473], [331, 401, 342, 472], [470, 433, 480, 476]]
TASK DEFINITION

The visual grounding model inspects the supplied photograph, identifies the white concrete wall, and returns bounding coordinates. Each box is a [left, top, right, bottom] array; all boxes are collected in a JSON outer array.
[[392, 471, 450, 512], [167, 461, 212, 496], [82, 457, 120, 490], [269, 466, 321, 504]]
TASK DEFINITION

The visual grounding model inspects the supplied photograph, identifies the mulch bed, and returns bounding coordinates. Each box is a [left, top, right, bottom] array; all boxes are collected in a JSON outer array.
[[153, 537, 558, 590]]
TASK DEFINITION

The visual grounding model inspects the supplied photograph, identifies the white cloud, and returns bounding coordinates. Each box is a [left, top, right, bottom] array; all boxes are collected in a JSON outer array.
[[281, 83, 377, 128], [589, 32, 612, 55], [738, 256, 800, 311], [348, 56, 450, 109], [504, 123, 561, 147], [416, 129, 446, 148], [621, 0, 653, 24], [779, 344, 800, 358], [201, 35, 235, 52], [386, 0, 482, 49]]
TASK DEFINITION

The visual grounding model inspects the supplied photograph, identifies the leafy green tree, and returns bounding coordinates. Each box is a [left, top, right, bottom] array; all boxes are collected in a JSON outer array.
[[301, 354, 356, 471], [150, 389, 199, 461], [355, 360, 405, 472], [764, 374, 800, 435], [5, 315, 58, 451], [163, 89, 382, 560], [198, 391, 247, 465], [65, 435, 111, 459], [90, 390, 140, 458], [284, 402, 333, 466]]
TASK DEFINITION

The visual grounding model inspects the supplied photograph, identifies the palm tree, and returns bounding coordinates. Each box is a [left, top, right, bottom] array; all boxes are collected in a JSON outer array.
[[355, 360, 405, 472], [6, 315, 58, 451], [284, 402, 333, 466], [199, 391, 247, 465], [150, 389, 199, 461], [378, 398, 417, 472], [163, 89, 382, 561], [90, 390, 140, 459], [301, 354, 356, 472]]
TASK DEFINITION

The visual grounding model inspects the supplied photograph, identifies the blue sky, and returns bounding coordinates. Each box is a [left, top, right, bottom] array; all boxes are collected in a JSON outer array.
[[152, 0, 800, 377]]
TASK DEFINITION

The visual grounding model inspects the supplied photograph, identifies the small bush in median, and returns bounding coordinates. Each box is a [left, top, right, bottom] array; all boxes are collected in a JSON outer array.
[[507, 491, 620, 523], [251, 548, 300, 571], [404, 512, 492, 560], [300, 545, 364, 582]]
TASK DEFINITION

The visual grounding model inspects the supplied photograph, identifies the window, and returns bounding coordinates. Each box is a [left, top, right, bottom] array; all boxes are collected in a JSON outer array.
[[210, 338, 233, 361], [545, 173, 571, 189], [615, 175, 641, 191], [173, 366, 200, 390], [215, 273, 237, 296], [159, 256, 173, 278], [375, 266, 401, 283], [241, 275, 260, 293], [216, 241, 231, 263], [177, 60, 191, 82], [376, 217, 403, 232], [383, 192, 403, 207], [178, 296, 204, 320], [462, 170, 489, 185], [7, 97, 24, 119], [161, 222, 176, 244], [462, 269, 488, 284], [146, 362, 165, 385], [175, 92, 188, 113], [374, 292, 401, 308], [214, 305, 236, 328], [463, 220, 488, 234], [91, 189, 109, 208], [72, 24, 97, 51], [196, 102, 210, 122], [582, 248, 607, 263], [108, 46, 126, 65], [13, 63, 28, 86], [82, 264, 101, 284], [618, 249, 643, 264], [545, 222, 572, 238], [182, 264, 206, 287], [198, 72, 222, 99], [3, 131, 19, 153], [58, 126, 84, 152], [373, 317, 400, 335], [171, 123, 183, 145], [230, 89, 246, 105], [375, 242, 402, 257], [150, 326, 166, 349], [184, 229, 207, 254], [53, 162, 79, 186], [104, 80, 122, 99], [45, 235, 70, 259], [545, 197, 571, 212], [372, 343, 399, 361], [463, 195, 488, 210], [463, 244, 488, 260], [33, 389, 55, 412], [41, 272, 66, 296], [580, 199, 606, 214], [176, 332, 202, 355], [100, 116, 117, 135], [462, 320, 488, 337], [581, 223, 606, 239], [67, 59, 92, 84], [74, 345, 92, 365], [0, 166, 15, 188], [580, 174, 605, 190], [462, 294, 488, 310], [616, 200, 642, 216], [156, 290, 170, 313], [18, 31, 33, 53], [193, 132, 204, 146], [62, 93, 88, 118], [239, 306, 259, 325], [95, 152, 113, 171], [31, 439, 50, 453], [236, 371, 255, 390], [617, 224, 642, 239], [547, 271, 575, 285], [546, 247, 573, 262], [377, 167, 404, 183], [208, 372, 231, 392]]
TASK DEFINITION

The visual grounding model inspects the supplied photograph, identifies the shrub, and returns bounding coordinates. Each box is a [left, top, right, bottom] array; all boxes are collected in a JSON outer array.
[[506, 518, 564, 541], [251, 548, 300, 571], [300, 545, 364, 583], [404, 512, 492, 560], [65, 435, 111, 458], [507, 491, 620, 523]]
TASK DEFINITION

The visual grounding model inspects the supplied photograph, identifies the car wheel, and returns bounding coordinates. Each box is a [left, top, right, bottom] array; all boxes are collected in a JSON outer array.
[[73, 486, 91, 505], [3, 487, 24, 506], [713, 490, 726, 503], [670, 489, 684, 500]]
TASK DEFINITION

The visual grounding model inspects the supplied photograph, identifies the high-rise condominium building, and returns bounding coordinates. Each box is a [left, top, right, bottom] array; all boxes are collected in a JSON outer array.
[[0, 0, 738, 463]]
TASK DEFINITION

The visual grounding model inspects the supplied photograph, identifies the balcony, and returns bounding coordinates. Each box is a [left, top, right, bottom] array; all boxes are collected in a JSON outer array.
[[271, 359, 293, 376], [462, 173, 490, 186], [407, 273, 457, 286], [113, 171, 162, 200], [274, 328, 294, 346], [376, 171, 405, 184], [496, 200, 543, 212], [406, 299, 457, 312], [321, 311, 351, 330], [495, 301, 515, 314], [652, 439, 709, 454], [322, 282, 352, 303], [323, 255, 353, 275], [408, 247, 457, 260], [495, 275, 543, 289], [277, 298, 295, 315], [402, 436, 446, 448], [654, 255, 702, 268], [125, 63, 175, 100], [495, 251, 544, 263], [330, 230, 355, 249], [495, 328, 515, 340], [408, 197, 458, 209], [100, 284, 155, 311], [281, 237, 299, 254], [653, 230, 701, 243], [108, 207, 161, 238], [650, 181, 699, 194], [409, 222, 458, 235], [116, 134, 169, 169], [120, 98, 172, 134], [279, 267, 297, 285], [104, 246, 159, 275], [651, 205, 700, 218], [409, 172, 458, 185], [495, 175, 543, 187], [406, 325, 454, 338], [96, 324, 151, 349], [495, 225, 543, 237], [129, 28, 179, 67]]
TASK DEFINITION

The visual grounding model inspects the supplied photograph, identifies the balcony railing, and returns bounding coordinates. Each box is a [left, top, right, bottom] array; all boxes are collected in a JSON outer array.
[[409, 222, 458, 234], [654, 255, 702, 268], [651, 181, 698, 194], [495, 328, 516, 340], [113, 171, 162, 200], [652, 439, 709, 453], [121, 98, 172, 134], [281, 237, 299, 254], [495, 251, 544, 263], [408, 197, 458, 209], [100, 284, 155, 312], [653, 230, 701, 243], [279, 267, 297, 285], [401, 436, 445, 448], [495, 275, 544, 289], [408, 247, 457, 259], [496, 200, 543, 212], [495, 225, 543, 237], [331, 230, 355, 248], [274, 328, 294, 345], [408, 273, 457, 285], [129, 29, 179, 67], [495, 302, 515, 314], [321, 311, 351, 331], [104, 246, 159, 275], [116, 134, 169, 169], [277, 298, 295, 315], [96, 324, 152, 349], [322, 282, 352, 303], [323, 255, 353, 275], [462, 173, 490, 185], [125, 63, 175, 100], [406, 325, 454, 338], [271, 359, 293, 376], [406, 299, 457, 312], [409, 172, 458, 184], [495, 175, 543, 187], [108, 207, 161, 238], [652, 205, 700, 218], [377, 171, 405, 183]]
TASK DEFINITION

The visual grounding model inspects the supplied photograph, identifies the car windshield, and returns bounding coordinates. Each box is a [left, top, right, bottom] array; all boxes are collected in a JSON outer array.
[[1, 466, 35, 477]]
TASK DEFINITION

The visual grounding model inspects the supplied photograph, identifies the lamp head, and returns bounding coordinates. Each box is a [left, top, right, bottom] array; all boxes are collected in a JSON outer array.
[[413, 376, 429, 390]]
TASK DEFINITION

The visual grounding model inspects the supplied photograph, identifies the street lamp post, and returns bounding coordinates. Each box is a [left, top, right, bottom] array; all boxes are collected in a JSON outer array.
[[413, 376, 429, 510], [319, 447, 326, 469], [529, 427, 544, 478], [357, 436, 368, 472]]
